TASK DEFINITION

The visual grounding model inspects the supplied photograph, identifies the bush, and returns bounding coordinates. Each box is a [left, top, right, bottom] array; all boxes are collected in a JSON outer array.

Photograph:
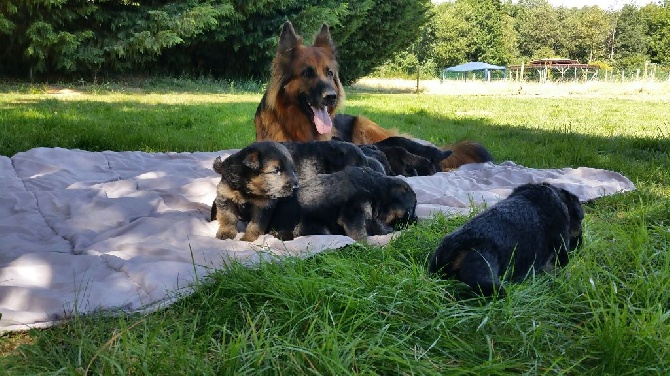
[[0, 0, 431, 84]]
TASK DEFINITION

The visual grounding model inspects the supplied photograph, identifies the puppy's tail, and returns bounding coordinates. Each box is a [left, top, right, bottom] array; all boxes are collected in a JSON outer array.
[[428, 240, 464, 276], [439, 141, 493, 171]]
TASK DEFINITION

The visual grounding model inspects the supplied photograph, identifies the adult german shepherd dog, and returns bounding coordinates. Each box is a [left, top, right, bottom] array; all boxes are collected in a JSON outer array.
[[254, 21, 492, 170]]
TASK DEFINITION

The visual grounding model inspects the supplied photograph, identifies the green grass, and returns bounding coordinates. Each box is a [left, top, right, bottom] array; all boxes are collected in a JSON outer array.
[[1, 80, 669, 375]]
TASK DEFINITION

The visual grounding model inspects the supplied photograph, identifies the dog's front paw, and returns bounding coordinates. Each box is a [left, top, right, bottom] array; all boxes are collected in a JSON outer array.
[[216, 226, 237, 240], [241, 223, 262, 242], [240, 232, 260, 242]]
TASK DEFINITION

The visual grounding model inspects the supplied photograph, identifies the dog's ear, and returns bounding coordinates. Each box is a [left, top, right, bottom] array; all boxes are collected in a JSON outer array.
[[242, 151, 260, 170], [212, 156, 224, 174], [313, 23, 335, 52], [278, 21, 301, 54]]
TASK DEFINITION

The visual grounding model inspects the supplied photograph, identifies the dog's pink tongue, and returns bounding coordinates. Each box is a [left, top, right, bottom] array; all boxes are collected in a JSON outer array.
[[312, 106, 333, 134]]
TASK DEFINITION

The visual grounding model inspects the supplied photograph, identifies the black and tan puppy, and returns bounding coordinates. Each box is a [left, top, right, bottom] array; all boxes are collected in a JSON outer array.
[[359, 144, 393, 175], [357, 138, 454, 177], [295, 166, 417, 241], [265, 139, 376, 239], [374, 137, 453, 173], [428, 183, 584, 297], [211, 141, 299, 241], [283, 139, 370, 180]]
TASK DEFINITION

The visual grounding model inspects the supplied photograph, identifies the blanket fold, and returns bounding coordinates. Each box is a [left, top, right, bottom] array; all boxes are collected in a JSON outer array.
[[0, 147, 635, 332]]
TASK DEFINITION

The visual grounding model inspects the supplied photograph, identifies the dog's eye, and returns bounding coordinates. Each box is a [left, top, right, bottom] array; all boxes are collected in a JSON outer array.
[[302, 67, 315, 78], [326, 68, 334, 78], [267, 167, 282, 175]]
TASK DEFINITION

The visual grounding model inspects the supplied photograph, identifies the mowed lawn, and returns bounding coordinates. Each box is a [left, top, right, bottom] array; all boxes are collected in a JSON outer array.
[[0, 80, 669, 375]]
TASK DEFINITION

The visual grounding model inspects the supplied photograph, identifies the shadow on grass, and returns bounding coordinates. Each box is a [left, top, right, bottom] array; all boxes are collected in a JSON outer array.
[[2, 96, 669, 186], [0, 98, 260, 156]]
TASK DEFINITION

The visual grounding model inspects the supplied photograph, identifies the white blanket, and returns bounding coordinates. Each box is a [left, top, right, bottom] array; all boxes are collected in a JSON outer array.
[[0, 147, 635, 332]]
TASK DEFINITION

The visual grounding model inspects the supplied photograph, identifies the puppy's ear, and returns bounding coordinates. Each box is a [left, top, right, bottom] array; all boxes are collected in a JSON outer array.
[[242, 151, 260, 170], [278, 21, 301, 54], [561, 188, 584, 221], [441, 150, 453, 159], [313, 24, 335, 52], [212, 156, 224, 174]]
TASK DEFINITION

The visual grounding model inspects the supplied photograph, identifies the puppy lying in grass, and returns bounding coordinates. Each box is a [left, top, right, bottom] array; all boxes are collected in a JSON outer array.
[[211, 141, 299, 241], [294, 166, 418, 241], [428, 182, 584, 297]]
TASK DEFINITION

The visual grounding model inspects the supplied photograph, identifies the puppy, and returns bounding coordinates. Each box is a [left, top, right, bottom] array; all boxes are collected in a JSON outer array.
[[374, 137, 453, 173], [359, 144, 393, 175], [264, 139, 376, 239], [282, 139, 370, 180], [376, 145, 437, 176], [428, 183, 584, 296], [295, 166, 417, 241], [211, 142, 299, 241], [358, 139, 454, 177]]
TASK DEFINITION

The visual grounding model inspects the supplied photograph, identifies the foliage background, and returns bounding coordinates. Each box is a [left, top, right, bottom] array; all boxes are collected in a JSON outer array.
[[1, 1, 669, 82], [0, 0, 431, 84]]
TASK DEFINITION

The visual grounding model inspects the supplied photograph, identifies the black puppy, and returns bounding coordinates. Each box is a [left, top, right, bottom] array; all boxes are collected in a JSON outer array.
[[374, 137, 453, 173], [428, 183, 584, 296], [211, 142, 299, 241], [295, 166, 417, 241], [282, 139, 371, 180]]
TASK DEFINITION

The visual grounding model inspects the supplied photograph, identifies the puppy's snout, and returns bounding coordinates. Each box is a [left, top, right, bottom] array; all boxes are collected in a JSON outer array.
[[289, 172, 300, 190]]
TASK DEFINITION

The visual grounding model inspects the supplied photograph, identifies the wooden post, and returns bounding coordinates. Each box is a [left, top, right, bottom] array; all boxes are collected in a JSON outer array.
[[415, 63, 420, 94], [644, 61, 648, 80]]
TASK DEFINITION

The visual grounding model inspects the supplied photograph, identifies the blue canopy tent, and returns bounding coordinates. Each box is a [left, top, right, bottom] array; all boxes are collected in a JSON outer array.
[[442, 61, 507, 81]]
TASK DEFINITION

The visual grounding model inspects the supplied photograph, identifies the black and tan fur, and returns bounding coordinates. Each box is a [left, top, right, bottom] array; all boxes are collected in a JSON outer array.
[[428, 183, 584, 296], [295, 166, 417, 241], [265, 139, 374, 239], [211, 142, 299, 241], [254, 21, 493, 171]]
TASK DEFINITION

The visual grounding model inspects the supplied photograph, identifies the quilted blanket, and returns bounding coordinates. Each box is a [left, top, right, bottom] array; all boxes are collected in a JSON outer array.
[[0, 147, 635, 332]]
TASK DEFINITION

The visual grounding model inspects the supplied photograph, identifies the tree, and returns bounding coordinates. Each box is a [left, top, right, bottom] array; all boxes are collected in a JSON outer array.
[[0, 0, 231, 79], [640, 2, 670, 66], [565, 6, 611, 62], [334, 0, 432, 84], [609, 4, 649, 69], [0, 0, 431, 83], [430, 0, 515, 68], [431, 1, 471, 68], [515, 0, 565, 59]]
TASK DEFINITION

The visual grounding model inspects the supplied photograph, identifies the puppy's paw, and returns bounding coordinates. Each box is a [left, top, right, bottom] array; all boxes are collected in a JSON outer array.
[[241, 223, 262, 242], [216, 226, 237, 240], [240, 232, 260, 242]]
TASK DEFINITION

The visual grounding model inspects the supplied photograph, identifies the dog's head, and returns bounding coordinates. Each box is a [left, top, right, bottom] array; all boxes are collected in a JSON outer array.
[[359, 144, 392, 175], [556, 187, 584, 250], [268, 21, 344, 136], [513, 183, 585, 251], [214, 142, 299, 200], [376, 178, 418, 229], [321, 140, 368, 172]]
